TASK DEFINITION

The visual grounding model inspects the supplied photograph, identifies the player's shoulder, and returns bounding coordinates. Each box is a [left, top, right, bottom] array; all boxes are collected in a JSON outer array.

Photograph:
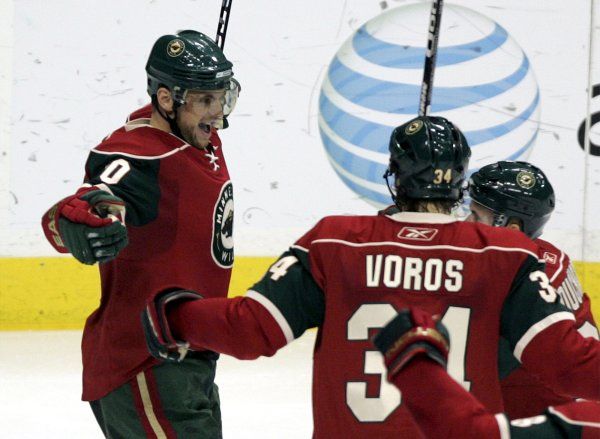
[[308, 214, 375, 238], [91, 112, 188, 160], [92, 126, 186, 159], [317, 214, 374, 228], [292, 214, 379, 251], [127, 103, 152, 122], [534, 237, 568, 267], [456, 221, 538, 254]]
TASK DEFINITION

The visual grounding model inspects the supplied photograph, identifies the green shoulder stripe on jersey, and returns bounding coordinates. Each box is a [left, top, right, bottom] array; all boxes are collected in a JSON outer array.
[[85, 153, 160, 226], [500, 255, 572, 357], [249, 250, 324, 339]]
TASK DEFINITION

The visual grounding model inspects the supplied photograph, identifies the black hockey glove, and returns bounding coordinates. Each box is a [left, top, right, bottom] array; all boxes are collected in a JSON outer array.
[[373, 307, 450, 378], [142, 289, 204, 363]]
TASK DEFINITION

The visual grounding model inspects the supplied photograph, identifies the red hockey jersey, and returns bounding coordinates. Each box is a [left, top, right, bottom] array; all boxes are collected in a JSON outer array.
[[170, 211, 599, 438], [501, 238, 599, 418], [45, 106, 234, 401]]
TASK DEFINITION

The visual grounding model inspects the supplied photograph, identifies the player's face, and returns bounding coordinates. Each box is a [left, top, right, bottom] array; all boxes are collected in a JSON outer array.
[[177, 89, 225, 148], [465, 201, 495, 226]]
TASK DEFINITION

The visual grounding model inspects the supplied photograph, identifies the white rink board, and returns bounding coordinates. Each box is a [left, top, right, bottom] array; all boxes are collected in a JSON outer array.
[[0, 0, 599, 260]]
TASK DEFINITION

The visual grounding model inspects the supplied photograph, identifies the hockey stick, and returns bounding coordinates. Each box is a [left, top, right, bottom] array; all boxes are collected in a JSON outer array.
[[418, 0, 444, 117], [216, 0, 233, 50]]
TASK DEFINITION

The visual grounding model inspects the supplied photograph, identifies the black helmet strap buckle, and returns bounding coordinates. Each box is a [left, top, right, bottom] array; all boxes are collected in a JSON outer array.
[[383, 167, 397, 205], [151, 92, 185, 140], [491, 212, 509, 228]]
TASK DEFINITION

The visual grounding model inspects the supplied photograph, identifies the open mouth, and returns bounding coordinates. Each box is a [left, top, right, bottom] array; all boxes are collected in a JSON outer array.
[[198, 123, 212, 134]]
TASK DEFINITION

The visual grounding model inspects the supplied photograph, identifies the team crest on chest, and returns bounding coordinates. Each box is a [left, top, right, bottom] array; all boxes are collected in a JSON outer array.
[[211, 181, 234, 268]]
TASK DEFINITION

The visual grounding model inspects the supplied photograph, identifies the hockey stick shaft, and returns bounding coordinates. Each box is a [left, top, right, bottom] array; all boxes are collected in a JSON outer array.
[[418, 0, 444, 117], [216, 0, 233, 50]]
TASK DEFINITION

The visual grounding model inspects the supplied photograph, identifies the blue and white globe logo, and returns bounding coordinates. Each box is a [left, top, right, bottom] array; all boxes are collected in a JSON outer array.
[[318, 3, 540, 206]]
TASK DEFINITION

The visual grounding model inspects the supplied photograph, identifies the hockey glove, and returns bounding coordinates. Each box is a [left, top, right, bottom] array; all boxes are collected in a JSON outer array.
[[42, 188, 128, 265], [373, 307, 450, 378], [142, 289, 204, 363]]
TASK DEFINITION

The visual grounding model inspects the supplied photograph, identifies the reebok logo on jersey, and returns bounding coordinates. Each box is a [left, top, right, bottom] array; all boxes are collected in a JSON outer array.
[[397, 227, 438, 241], [543, 251, 557, 265]]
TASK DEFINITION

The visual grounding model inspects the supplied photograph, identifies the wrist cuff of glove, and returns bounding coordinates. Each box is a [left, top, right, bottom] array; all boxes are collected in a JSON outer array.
[[80, 188, 126, 223], [374, 311, 450, 377], [143, 289, 203, 363], [386, 340, 449, 378], [155, 289, 204, 344]]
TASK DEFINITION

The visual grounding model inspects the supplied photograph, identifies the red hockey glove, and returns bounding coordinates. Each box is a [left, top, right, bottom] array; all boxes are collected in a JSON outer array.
[[373, 307, 450, 378], [142, 290, 204, 363], [41, 187, 127, 265]]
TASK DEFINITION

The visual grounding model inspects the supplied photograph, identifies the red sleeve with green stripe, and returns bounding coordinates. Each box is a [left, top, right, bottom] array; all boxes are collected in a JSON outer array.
[[169, 250, 324, 359], [500, 256, 600, 400]]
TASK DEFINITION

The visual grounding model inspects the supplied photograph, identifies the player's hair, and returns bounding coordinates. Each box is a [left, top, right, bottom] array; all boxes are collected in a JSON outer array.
[[394, 197, 455, 214]]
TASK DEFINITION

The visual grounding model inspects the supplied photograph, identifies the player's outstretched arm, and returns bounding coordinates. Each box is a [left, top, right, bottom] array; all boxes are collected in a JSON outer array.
[[41, 187, 127, 265], [373, 308, 501, 438], [374, 308, 600, 439], [518, 319, 600, 400], [500, 257, 600, 400], [142, 251, 324, 361], [142, 288, 288, 361]]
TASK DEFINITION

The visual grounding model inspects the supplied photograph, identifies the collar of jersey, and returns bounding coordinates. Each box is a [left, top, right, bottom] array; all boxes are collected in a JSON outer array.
[[386, 212, 457, 224]]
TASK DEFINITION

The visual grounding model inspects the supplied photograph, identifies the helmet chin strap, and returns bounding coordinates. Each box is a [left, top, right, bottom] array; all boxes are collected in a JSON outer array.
[[164, 106, 184, 140], [152, 94, 185, 139], [383, 167, 399, 206]]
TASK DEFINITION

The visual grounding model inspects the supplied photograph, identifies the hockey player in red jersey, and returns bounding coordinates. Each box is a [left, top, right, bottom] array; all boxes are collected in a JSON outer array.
[[373, 307, 600, 439], [467, 161, 599, 419], [41, 30, 239, 437], [142, 116, 599, 438]]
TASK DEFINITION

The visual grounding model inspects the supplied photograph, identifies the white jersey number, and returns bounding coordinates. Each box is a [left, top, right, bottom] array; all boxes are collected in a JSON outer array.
[[529, 270, 558, 303], [346, 304, 471, 422], [100, 159, 131, 185]]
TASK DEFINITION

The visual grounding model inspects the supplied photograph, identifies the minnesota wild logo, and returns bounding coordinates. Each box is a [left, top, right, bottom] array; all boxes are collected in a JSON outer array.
[[211, 181, 234, 268], [405, 119, 423, 135], [167, 39, 185, 57], [516, 170, 536, 189]]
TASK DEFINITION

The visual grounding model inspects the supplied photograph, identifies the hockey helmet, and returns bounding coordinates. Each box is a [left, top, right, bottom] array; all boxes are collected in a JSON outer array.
[[385, 116, 471, 202], [146, 30, 239, 116], [468, 161, 555, 239]]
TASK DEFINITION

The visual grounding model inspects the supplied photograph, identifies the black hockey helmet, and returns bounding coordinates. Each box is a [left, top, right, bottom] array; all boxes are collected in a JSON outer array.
[[468, 161, 555, 239], [147, 30, 234, 96], [384, 116, 471, 203], [146, 30, 239, 128]]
